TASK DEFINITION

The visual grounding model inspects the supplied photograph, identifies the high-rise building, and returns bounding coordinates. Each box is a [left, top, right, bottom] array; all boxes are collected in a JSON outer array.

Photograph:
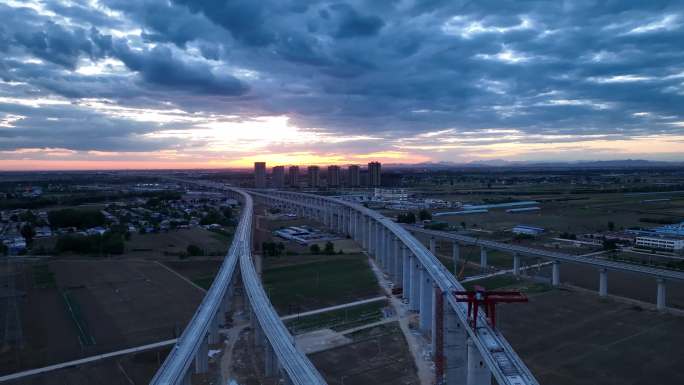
[[347, 165, 360, 187], [272, 166, 285, 188], [368, 161, 381, 187], [327, 165, 340, 187], [254, 162, 266, 188], [308, 165, 320, 188], [288, 166, 299, 187]]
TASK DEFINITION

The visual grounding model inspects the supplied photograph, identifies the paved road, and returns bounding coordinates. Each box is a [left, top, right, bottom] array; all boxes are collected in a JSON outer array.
[[462, 261, 554, 283], [0, 339, 178, 382], [281, 296, 387, 321]]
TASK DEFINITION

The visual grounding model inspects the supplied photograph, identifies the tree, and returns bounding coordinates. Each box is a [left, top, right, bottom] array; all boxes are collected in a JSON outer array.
[[418, 209, 432, 221], [48, 209, 105, 229], [603, 238, 618, 251], [607, 221, 615, 231], [324, 241, 335, 255], [397, 212, 416, 224], [20, 224, 35, 245], [460, 221, 467, 230], [309, 244, 321, 254]]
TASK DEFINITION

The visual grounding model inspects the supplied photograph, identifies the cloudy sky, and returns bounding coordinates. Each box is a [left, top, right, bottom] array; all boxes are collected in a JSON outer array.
[[1, 0, 683, 170]]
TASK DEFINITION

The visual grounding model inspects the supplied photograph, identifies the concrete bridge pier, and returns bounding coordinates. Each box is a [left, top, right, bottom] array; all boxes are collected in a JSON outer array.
[[368, 220, 375, 255], [409, 257, 420, 311], [479, 247, 488, 269], [182, 369, 192, 385], [552, 261, 560, 287], [264, 344, 278, 377], [513, 253, 520, 276], [394, 238, 403, 287], [599, 268, 608, 297], [378, 228, 386, 268], [208, 312, 220, 344], [657, 278, 667, 311], [429, 237, 437, 254], [402, 246, 411, 299], [444, 307, 467, 385], [419, 269, 433, 334], [194, 335, 209, 374], [466, 338, 491, 385], [388, 235, 397, 282], [452, 242, 460, 275]]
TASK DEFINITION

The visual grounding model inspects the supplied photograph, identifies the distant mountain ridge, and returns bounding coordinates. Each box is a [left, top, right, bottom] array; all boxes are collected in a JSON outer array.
[[384, 159, 684, 170]]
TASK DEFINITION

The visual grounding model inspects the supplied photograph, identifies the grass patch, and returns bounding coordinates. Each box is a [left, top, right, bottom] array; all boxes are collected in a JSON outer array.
[[192, 276, 215, 290], [463, 275, 552, 294], [32, 264, 56, 289], [263, 253, 380, 314], [286, 300, 386, 334], [346, 321, 401, 341]]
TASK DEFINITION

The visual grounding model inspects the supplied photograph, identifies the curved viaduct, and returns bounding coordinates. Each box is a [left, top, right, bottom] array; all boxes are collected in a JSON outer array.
[[150, 187, 326, 385], [151, 185, 543, 385]]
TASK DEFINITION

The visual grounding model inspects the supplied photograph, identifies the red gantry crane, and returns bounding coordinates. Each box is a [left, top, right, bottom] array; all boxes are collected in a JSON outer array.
[[453, 285, 528, 330]]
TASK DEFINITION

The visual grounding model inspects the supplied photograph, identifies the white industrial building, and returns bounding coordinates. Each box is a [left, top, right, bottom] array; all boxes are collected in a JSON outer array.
[[512, 225, 545, 236], [635, 235, 684, 252]]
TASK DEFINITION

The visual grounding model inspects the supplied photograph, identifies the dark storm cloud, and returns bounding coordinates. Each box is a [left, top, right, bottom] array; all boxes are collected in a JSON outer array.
[[0, 0, 683, 155], [111, 43, 248, 95]]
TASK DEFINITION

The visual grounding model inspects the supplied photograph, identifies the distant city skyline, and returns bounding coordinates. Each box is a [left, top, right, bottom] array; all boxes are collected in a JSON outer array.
[[1, 1, 684, 171]]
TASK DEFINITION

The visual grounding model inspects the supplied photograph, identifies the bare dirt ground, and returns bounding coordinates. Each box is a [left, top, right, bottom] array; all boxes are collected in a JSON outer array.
[[125, 228, 231, 259], [0, 259, 203, 375], [309, 322, 421, 385], [498, 288, 684, 385]]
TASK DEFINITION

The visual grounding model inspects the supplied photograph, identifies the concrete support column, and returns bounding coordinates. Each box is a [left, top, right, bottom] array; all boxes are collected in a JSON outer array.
[[402, 246, 410, 299], [388, 234, 396, 279], [431, 288, 439, 354], [182, 369, 192, 385], [479, 247, 488, 269], [409, 257, 420, 311], [337, 208, 343, 233], [254, 323, 265, 348], [352, 211, 358, 240], [599, 269, 608, 297], [452, 242, 460, 275], [429, 237, 437, 254], [368, 220, 374, 255], [264, 344, 278, 377], [194, 335, 209, 373], [380, 228, 387, 267], [419, 268, 433, 334], [381, 230, 388, 270], [208, 312, 220, 344], [552, 261, 560, 287], [375, 223, 382, 259], [444, 308, 467, 385], [466, 339, 491, 385], [657, 278, 666, 311], [377, 227, 384, 266], [394, 238, 403, 286], [513, 253, 520, 276], [363, 216, 368, 250], [385, 230, 396, 274]]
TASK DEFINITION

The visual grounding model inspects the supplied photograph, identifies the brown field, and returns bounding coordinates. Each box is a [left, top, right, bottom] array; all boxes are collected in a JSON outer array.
[[125, 228, 231, 258], [0, 260, 203, 375], [499, 288, 684, 385], [4, 347, 171, 385], [309, 322, 420, 385], [413, 192, 684, 235]]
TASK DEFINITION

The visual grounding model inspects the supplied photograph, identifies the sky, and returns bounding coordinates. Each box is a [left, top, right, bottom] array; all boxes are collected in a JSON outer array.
[[1, 0, 683, 170]]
